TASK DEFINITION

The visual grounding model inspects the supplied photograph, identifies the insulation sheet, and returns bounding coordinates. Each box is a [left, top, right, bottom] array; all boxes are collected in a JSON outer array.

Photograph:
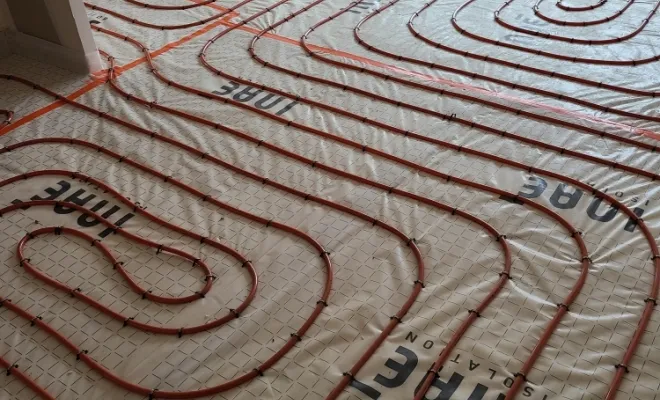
[[1, 0, 660, 399]]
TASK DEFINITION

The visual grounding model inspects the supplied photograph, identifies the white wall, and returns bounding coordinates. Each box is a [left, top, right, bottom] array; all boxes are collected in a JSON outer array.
[[0, 0, 101, 72], [0, 0, 14, 30], [0, 0, 12, 58]]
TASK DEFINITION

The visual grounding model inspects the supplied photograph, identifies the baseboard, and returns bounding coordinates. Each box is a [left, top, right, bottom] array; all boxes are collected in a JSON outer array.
[[5, 30, 101, 73]]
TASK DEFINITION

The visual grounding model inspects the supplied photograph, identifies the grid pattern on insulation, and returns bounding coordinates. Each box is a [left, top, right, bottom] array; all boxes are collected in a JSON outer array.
[[1, 0, 653, 398]]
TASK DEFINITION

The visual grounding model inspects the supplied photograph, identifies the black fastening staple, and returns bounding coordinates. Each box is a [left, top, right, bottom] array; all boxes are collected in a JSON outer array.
[[615, 364, 629, 373], [514, 372, 527, 381], [6, 364, 17, 376]]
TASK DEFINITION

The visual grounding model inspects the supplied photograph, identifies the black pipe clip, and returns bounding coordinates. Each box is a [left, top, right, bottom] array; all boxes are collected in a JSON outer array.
[[76, 350, 88, 360], [614, 364, 629, 373], [514, 372, 527, 382], [6, 364, 17, 376]]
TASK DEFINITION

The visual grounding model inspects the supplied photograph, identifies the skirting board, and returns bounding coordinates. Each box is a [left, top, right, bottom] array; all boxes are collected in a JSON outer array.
[[3, 29, 101, 73]]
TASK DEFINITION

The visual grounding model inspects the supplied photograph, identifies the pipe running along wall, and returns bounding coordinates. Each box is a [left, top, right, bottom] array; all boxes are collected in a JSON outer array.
[[84, 1, 246, 30]]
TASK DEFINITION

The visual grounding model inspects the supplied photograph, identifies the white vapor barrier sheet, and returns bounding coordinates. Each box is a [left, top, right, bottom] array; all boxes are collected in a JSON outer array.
[[1, 0, 660, 399]]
